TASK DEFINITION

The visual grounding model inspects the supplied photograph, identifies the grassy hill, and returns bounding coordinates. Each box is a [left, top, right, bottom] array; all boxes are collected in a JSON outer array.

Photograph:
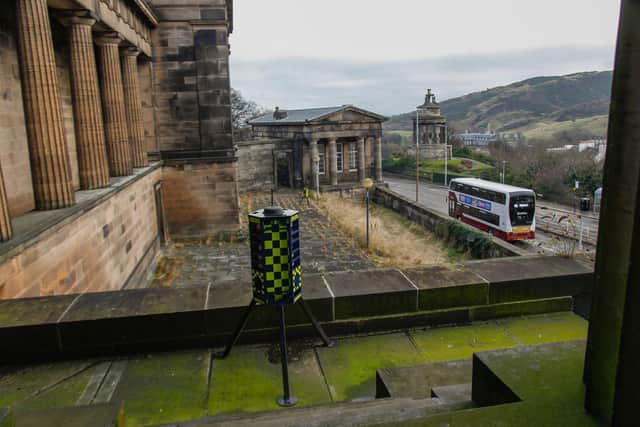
[[386, 71, 612, 141]]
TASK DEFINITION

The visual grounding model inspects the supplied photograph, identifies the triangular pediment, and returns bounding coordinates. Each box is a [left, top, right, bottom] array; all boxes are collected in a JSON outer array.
[[311, 106, 386, 124]]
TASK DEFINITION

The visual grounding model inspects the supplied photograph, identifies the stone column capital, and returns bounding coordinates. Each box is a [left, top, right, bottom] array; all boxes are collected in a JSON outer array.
[[121, 46, 141, 57], [56, 10, 97, 27], [95, 33, 123, 46]]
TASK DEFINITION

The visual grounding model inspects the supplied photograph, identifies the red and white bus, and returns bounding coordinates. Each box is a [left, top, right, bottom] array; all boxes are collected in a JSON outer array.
[[448, 178, 536, 241]]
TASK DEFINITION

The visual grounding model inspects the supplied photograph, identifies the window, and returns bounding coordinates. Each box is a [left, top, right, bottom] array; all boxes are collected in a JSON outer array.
[[349, 143, 358, 171], [318, 147, 325, 175], [336, 143, 343, 173]]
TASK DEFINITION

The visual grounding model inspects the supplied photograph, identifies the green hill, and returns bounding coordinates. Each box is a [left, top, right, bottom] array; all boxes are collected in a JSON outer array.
[[386, 71, 612, 140]]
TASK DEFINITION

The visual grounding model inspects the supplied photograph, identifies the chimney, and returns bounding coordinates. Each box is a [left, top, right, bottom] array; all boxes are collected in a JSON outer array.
[[273, 106, 288, 120]]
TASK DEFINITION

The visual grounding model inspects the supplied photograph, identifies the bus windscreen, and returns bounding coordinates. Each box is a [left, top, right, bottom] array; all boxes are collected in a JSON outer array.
[[509, 195, 535, 226]]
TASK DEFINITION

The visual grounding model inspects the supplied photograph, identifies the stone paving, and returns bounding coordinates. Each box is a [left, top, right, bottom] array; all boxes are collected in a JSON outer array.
[[150, 191, 375, 288]]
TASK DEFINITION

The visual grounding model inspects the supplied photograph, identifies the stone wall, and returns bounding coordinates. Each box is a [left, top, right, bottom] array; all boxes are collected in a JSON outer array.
[[162, 161, 240, 239], [0, 167, 162, 299], [236, 140, 284, 192], [139, 59, 158, 156], [150, 0, 233, 154], [372, 186, 525, 259], [0, 5, 34, 217]]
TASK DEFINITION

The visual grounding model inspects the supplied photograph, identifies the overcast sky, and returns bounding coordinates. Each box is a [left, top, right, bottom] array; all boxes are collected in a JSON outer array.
[[230, 0, 621, 115]]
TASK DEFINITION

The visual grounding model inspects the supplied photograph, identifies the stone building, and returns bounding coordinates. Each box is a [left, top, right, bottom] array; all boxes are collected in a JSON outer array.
[[0, 0, 238, 298], [245, 105, 386, 191]]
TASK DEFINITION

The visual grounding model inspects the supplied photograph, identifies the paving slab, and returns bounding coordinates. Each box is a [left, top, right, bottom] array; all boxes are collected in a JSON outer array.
[[324, 270, 417, 319], [431, 383, 473, 404], [401, 265, 488, 311], [409, 321, 518, 363], [111, 350, 210, 427], [315, 332, 424, 401], [208, 343, 331, 416], [0, 360, 95, 409], [13, 403, 121, 427], [376, 359, 472, 399], [498, 312, 588, 345]]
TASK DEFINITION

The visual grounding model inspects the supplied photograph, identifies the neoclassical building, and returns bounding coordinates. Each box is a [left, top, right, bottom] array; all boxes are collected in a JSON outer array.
[[0, 0, 237, 298], [245, 105, 386, 191]]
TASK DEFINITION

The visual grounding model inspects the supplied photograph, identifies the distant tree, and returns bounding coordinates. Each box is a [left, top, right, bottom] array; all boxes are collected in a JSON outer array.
[[231, 88, 264, 130]]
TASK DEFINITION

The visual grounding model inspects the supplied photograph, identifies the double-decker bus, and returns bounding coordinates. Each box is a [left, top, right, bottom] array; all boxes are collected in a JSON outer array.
[[448, 178, 536, 241]]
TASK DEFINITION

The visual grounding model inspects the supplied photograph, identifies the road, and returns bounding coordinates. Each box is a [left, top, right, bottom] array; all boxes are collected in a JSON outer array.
[[383, 174, 597, 256]]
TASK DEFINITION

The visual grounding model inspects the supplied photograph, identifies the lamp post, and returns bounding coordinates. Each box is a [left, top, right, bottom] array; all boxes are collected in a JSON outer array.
[[501, 160, 506, 184], [443, 125, 449, 187], [363, 178, 374, 249], [415, 109, 420, 202], [313, 154, 320, 199]]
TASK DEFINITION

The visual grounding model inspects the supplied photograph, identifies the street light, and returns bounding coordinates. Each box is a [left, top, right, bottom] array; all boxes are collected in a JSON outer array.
[[501, 160, 506, 184], [363, 178, 374, 249], [313, 154, 320, 198], [415, 109, 421, 203]]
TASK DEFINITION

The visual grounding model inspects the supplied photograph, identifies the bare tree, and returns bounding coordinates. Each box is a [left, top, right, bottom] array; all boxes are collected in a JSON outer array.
[[231, 88, 264, 130]]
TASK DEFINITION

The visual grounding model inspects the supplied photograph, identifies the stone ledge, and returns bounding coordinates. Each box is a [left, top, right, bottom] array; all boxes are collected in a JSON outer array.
[[0, 163, 162, 265], [0, 256, 592, 363]]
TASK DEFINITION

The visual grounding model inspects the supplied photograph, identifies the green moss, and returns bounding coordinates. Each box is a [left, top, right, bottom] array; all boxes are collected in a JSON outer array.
[[14, 366, 101, 412], [315, 333, 424, 401], [208, 344, 331, 416], [499, 312, 588, 345], [0, 361, 94, 409], [410, 322, 518, 363], [113, 350, 210, 427]]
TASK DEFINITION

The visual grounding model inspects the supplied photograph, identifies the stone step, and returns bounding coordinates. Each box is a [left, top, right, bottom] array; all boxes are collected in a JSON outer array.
[[376, 359, 472, 399], [158, 396, 471, 427], [430, 383, 473, 404]]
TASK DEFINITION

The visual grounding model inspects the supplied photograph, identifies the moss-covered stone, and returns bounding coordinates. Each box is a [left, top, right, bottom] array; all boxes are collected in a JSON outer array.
[[0, 361, 94, 409], [208, 343, 331, 416], [410, 322, 518, 363], [315, 333, 424, 401], [499, 312, 588, 345], [111, 350, 210, 427]]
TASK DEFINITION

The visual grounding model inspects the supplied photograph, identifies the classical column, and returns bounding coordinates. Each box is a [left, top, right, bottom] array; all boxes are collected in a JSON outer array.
[[63, 15, 111, 190], [584, 1, 640, 424], [96, 34, 132, 177], [121, 47, 148, 168], [310, 139, 319, 192], [357, 137, 366, 183], [328, 139, 338, 186], [374, 136, 383, 182], [0, 163, 12, 242], [16, 0, 75, 210]]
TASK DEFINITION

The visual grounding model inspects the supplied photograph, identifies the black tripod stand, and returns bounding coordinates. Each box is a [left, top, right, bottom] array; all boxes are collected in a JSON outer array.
[[215, 297, 335, 407]]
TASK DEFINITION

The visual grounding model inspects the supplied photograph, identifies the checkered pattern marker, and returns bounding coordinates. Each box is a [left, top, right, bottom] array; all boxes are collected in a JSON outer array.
[[249, 207, 302, 305]]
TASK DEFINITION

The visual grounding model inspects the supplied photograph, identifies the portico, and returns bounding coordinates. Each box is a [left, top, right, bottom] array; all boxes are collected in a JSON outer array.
[[249, 105, 386, 190]]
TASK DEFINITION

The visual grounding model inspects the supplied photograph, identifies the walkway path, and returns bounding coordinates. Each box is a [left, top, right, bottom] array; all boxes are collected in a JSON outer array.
[[150, 192, 374, 288]]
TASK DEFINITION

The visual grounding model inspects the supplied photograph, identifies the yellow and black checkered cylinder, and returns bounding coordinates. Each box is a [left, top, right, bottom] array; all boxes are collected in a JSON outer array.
[[249, 207, 301, 305]]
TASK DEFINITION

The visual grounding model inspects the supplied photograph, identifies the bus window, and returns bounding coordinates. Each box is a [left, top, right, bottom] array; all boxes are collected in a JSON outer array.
[[509, 195, 535, 226]]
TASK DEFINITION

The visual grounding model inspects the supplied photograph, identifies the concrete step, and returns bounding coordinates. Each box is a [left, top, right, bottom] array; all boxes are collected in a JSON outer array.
[[159, 396, 471, 427], [431, 383, 473, 404]]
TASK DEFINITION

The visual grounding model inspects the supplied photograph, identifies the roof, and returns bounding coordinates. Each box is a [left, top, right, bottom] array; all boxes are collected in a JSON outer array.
[[249, 105, 387, 125], [451, 178, 536, 195]]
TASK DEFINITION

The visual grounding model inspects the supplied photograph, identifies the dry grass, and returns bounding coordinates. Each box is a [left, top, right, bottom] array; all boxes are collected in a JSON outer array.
[[317, 193, 451, 268]]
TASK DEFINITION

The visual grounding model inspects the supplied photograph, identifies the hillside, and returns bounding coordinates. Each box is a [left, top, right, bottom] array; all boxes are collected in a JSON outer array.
[[386, 71, 612, 139]]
